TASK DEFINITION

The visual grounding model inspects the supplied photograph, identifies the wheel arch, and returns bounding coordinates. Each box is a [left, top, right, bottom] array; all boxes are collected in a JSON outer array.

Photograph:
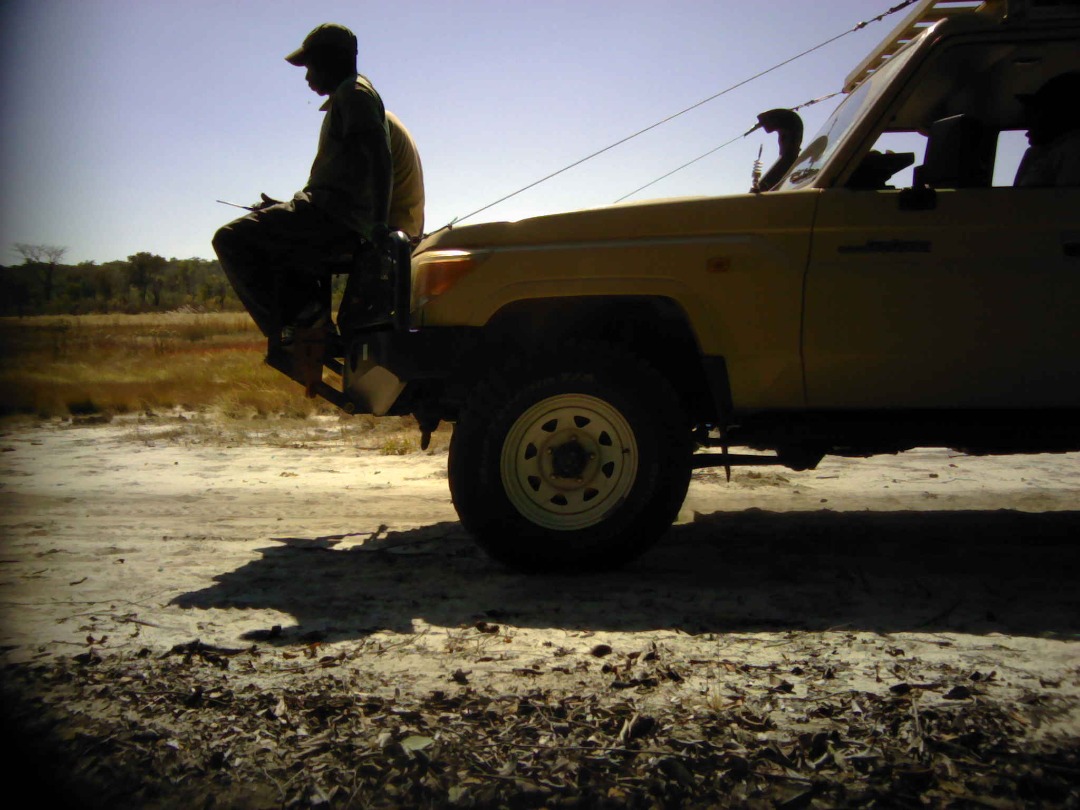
[[452, 295, 725, 425]]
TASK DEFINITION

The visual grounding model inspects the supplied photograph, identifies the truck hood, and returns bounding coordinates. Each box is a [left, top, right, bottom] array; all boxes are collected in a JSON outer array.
[[416, 191, 819, 254]]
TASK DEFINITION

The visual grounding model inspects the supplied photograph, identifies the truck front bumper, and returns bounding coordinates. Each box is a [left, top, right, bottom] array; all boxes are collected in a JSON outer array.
[[343, 327, 477, 415]]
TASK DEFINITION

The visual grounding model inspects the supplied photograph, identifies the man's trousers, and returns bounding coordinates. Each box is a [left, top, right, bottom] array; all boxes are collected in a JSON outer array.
[[212, 195, 357, 338]]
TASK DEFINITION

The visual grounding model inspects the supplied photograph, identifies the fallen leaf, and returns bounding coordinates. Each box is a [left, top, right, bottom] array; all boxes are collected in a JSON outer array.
[[944, 685, 973, 700], [401, 735, 434, 752]]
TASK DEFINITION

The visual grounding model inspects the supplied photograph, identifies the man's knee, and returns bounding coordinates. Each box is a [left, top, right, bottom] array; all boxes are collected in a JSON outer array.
[[213, 217, 267, 275], [213, 219, 248, 260]]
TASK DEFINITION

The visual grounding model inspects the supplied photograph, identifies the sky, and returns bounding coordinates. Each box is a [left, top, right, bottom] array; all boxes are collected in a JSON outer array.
[[0, 0, 922, 265]]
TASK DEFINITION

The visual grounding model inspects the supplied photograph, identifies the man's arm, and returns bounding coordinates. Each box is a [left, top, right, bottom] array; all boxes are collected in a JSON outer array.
[[338, 85, 391, 237], [345, 129, 391, 229]]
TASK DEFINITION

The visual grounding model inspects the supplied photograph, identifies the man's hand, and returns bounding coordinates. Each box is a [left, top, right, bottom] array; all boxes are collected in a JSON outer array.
[[251, 193, 282, 211]]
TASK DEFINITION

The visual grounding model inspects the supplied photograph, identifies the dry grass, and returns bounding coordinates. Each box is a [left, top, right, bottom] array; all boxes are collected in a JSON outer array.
[[115, 410, 450, 453], [378, 435, 419, 455], [0, 312, 314, 417], [0, 314, 386, 424], [0, 313, 454, 453]]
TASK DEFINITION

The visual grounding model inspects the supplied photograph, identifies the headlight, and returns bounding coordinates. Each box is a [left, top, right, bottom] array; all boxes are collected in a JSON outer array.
[[413, 251, 481, 307]]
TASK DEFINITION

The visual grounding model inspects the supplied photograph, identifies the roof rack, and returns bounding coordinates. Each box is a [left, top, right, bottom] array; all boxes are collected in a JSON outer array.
[[843, 0, 989, 92]]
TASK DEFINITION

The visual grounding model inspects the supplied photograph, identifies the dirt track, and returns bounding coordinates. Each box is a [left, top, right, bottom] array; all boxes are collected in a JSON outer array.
[[1, 414, 1077, 807]]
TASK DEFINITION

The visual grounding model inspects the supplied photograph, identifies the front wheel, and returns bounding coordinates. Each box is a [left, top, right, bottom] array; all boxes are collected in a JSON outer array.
[[449, 345, 692, 572]]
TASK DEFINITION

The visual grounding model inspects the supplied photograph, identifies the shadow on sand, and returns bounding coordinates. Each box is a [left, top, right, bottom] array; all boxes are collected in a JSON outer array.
[[172, 508, 1080, 642]]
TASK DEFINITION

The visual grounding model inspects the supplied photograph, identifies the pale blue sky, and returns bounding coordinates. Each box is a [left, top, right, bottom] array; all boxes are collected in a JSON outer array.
[[2, 1, 912, 263]]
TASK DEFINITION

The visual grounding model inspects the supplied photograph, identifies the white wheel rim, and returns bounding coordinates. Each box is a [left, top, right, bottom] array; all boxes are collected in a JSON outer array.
[[500, 393, 638, 531]]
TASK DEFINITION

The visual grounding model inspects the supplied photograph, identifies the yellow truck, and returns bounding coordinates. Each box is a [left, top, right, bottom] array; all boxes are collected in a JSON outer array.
[[287, 0, 1080, 570]]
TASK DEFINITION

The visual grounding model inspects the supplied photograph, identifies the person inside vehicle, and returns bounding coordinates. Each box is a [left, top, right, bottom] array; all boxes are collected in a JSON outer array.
[[212, 23, 392, 340], [1014, 71, 1080, 187]]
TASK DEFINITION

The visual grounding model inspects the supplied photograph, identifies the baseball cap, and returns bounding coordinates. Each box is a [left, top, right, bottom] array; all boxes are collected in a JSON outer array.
[[285, 23, 357, 66]]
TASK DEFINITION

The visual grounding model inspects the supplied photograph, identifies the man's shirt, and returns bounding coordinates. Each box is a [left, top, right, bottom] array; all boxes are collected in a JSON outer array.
[[1015, 129, 1080, 187], [304, 73, 391, 239], [386, 111, 426, 239]]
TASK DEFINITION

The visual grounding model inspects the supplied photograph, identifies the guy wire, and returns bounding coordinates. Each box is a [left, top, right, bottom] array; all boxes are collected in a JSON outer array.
[[436, 0, 918, 234], [612, 90, 841, 203]]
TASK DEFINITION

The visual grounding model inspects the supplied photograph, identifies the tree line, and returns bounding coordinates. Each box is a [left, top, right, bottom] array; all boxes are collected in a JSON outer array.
[[1, 244, 242, 317]]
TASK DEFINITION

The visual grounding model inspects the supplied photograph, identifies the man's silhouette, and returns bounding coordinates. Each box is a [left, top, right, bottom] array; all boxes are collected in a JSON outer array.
[[213, 23, 391, 338], [1014, 72, 1080, 188]]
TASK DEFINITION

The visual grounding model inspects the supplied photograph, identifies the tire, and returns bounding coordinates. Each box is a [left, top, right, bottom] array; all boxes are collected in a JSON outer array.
[[448, 343, 692, 572]]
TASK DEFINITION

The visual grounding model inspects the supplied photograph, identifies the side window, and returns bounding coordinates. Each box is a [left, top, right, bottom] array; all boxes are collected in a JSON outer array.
[[851, 131, 927, 189], [992, 130, 1029, 187], [857, 127, 1029, 190], [911, 115, 998, 189]]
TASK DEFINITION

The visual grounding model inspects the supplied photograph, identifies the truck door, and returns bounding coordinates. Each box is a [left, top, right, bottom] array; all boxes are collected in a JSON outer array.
[[802, 184, 1080, 409]]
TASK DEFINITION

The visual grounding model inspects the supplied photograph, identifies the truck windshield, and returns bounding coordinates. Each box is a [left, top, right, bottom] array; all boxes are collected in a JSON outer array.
[[776, 39, 922, 191]]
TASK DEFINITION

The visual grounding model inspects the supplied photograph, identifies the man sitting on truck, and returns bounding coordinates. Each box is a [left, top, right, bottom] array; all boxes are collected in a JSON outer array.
[[212, 23, 392, 340], [1014, 71, 1080, 188]]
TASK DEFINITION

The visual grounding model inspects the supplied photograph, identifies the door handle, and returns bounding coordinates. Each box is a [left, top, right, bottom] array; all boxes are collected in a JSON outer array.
[[899, 186, 936, 211]]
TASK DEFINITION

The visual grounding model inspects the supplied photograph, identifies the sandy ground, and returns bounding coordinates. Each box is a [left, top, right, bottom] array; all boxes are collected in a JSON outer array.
[[1, 412, 1078, 806]]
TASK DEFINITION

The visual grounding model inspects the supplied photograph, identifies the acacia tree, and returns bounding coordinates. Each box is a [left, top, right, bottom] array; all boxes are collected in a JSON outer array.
[[12, 243, 67, 303], [126, 252, 167, 306]]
